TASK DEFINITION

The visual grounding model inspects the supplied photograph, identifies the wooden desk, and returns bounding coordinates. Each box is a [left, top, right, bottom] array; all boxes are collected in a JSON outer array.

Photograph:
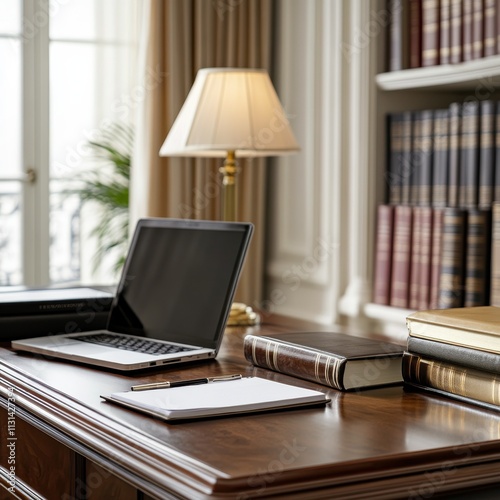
[[1, 322, 500, 499]]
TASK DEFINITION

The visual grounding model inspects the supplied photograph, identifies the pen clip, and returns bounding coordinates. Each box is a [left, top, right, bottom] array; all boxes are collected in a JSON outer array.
[[209, 374, 242, 383]]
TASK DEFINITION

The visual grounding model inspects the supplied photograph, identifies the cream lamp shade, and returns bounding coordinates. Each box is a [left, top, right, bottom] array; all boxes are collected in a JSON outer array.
[[159, 67, 299, 158]]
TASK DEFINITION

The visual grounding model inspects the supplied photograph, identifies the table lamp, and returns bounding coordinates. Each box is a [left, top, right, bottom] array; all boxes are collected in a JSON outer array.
[[159, 67, 299, 325]]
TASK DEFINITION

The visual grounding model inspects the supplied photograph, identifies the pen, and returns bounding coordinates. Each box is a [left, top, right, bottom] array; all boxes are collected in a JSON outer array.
[[131, 373, 242, 391]]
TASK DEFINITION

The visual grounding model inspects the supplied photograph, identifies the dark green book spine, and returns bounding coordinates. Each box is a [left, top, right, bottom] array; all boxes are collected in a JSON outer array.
[[438, 208, 466, 308]]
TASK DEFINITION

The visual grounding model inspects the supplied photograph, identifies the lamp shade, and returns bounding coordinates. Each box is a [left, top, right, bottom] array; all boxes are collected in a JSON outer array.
[[159, 68, 299, 158]]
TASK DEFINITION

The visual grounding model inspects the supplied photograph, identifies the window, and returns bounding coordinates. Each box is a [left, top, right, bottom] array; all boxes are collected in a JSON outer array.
[[0, 0, 139, 287]]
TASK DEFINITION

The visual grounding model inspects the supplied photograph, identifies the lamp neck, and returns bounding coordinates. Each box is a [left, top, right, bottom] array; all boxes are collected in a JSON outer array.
[[219, 150, 239, 221]]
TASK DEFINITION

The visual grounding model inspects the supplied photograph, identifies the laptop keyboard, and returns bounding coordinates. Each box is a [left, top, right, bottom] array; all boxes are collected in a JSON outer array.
[[75, 333, 196, 356]]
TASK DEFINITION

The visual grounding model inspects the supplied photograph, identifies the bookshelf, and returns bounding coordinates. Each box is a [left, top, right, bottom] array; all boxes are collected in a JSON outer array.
[[361, 2, 500, 338]]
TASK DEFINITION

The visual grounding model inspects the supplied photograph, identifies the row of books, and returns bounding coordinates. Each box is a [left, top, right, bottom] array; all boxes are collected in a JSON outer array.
[[372, 203, 500, 310], [404, 306, 500, 411], [388, 0, 500, 71], [386, 100, 500, 209]]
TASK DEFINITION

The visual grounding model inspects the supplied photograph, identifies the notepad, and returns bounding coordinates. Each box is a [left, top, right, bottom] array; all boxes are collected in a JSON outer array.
[[101, 377, 330, 421]]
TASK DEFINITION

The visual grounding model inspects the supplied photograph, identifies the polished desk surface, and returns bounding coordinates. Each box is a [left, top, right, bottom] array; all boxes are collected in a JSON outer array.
[[2, 321, 500, 499]]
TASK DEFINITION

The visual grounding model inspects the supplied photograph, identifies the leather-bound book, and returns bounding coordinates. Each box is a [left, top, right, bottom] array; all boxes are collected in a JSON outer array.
[[422, 0, 441, 66], [243, 331, 404, 391], [429, 207, 444, 309], [403, 352, 500, 411], [464, 209, 491, 307], [438, 208, 466, 308], [450, 0, 463, 63], [459, 101, 480, 208], [390, 205, 414, 308], [490, 203, 500, 306], [494, 101, 500, 202], [409, 0, 423, 67], [373, 205, 395, 305], [479, 100, 496, 209], [400, 111, 414, 204], [439, 0, 452, 64], [472, 0, 485, 59], [409, 207, 423, 309], [388, 0, 410, 71], [418, 206, 434, 309], [462, 0, 474, 61], [386, 113, 404, 204], [447, 102, 462, 207], [412, 110, 434, 206], [432, 108, 449, 207], [484, 0, 497, 56]]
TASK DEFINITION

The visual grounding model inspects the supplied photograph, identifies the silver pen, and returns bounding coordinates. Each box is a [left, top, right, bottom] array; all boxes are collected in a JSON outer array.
[[131, 373, 242, 391]]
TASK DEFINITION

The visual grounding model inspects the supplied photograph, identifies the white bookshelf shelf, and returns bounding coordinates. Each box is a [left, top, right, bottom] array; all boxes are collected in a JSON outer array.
[[376, 55, 500, 92]]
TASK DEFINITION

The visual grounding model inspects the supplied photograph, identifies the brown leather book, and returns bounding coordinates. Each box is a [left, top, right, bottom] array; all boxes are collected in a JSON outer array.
[[429, 208, 444, 309], [243, 331, 404, 391], [450, 0, 463, 63], [432, 108, 449, 207], [390, 205, 414, 308], [459, 101, 480, 208], [490, 203, 500, 306], [484, 0, 497, 56], [440, 0, 452, 64], [479, 100, 496, 209], [409, 207, 423, 309], [472, 0, 485, 59], [410, 0, 423, 67], [418, 206, 434, 309], [422, 0, 441, 66], [463, 0, 474, 61], [447, 102, 462, 207], [464, 209, 491, 307], [403, 352, 500, 411], [373, 205, 395, 305]]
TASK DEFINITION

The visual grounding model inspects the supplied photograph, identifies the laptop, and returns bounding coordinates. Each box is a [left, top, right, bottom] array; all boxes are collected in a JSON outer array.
[[12, 218, 253, 371]]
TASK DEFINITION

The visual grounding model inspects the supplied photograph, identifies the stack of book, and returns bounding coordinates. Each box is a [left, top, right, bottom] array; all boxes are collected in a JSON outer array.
[[387, 0, 500, 71], [404, 306, 500, 410]]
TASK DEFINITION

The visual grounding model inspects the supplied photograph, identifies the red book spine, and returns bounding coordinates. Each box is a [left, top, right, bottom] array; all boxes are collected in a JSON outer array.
[[390, 206, 414, 308], [422, 0, 441, 66], [418, 207, 434, 309], [373, 205, 395, 305]]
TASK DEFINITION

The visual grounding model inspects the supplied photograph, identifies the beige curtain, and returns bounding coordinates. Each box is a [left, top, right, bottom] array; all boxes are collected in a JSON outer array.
[[131, 0, 273, 306]]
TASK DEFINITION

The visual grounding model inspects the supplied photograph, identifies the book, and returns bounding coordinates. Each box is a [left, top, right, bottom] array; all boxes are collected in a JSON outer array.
[[417, 109, 434, 206], [407, 335, 500, 374], [447, 102, 462, 207], [421, 0, 441, 66], [410, 0, 423, 68], [388, 0, 410, 71], [459, 101, 480, 208], [0, 287, 114, 316], [418, 206, 434, 309], [101, 377, 330, 421], [439, 0, 452, 64], [437, 208, 466, 308], [495, 101, 500, 202], [372, 205, 395, 305], [450, 0, 463, 63], [432, 108, 449, 207], [478, 100, 496, 209], [472, 0, 485, 59], [400, 111, 414, 204], [386, 113, 404, 204], [484, 0, 497, 56], [0, 311, 110, 341], [243, 331, 404, 391], [402, 352, 500, 411], [463, 0, 474, 61], [406, 305, 500, 353], [464, 209, 491, 307], [429, 207, 444, 309], [409, 207, 423, 309], [390, 205, 414, 308], [490, 203, 500, 306]]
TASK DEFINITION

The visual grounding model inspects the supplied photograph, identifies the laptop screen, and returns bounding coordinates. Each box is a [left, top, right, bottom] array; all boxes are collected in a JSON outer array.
[[107, 218, 253, 349]]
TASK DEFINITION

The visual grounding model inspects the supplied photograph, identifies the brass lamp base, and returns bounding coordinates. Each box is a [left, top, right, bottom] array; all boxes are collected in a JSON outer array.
[[227, 302, 260, 326]]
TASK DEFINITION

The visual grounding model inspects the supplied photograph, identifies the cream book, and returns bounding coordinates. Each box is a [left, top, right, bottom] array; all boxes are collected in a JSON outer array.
[[406, 306, 500, 353], [101, 377, 330, 421]]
